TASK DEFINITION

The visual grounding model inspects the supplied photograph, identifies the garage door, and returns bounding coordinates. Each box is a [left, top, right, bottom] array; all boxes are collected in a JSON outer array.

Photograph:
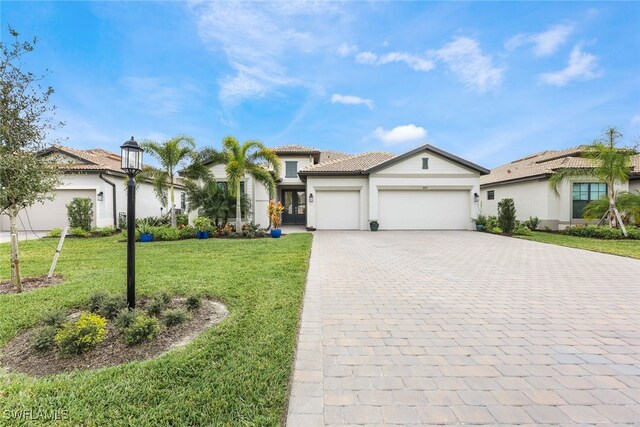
[[315, 190, 360, 229], [378, 190, 470, 230], [0, 189, 96, 231]]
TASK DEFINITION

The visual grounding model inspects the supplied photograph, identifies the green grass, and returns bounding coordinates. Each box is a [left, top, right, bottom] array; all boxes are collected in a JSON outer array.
[[515, 231, 640, 259], [0, 234, 312, 426]]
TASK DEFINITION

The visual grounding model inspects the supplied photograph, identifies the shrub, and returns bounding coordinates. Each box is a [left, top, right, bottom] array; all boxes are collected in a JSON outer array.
[[490, 226, 503, 234], [193, 216, 212, 232], [39, 308, 67, 328], [472, 214, 488, 228], [121, 315, 160, 346], [185, 295, 202, 310], [177, 214, 189, 227], [113, 308, 142, 332], [179, 226, 197, 240], [522, 216, 540, 231], [88, 291, 108, 313], [66, 197, 93, 231], [119, 228, 141, 242], [152, 226, 181, 241], [71, 227, 91, 238], [54, 313, 107, 356], [561, 225, 639, 240], [485, 215, 499, 230], [146, 295, 167, 317], [88, 292, 127, 319], [513, 226, 533, 236], [30, 326, 58, 352], [92, 226, 115, 237], [163, 308, 190, 327], [47, 228, 62, 238], [497, 198, 517, 234]]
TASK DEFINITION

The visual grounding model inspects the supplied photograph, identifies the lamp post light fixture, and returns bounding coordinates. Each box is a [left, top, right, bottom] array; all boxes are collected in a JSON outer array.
[[120, 136, 143, 309], [308, 193, 314, 203]]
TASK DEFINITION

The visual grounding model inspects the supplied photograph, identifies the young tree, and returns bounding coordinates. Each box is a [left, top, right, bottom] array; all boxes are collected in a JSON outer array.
[[0, 27, 61, 292], [141, 136, 195, 227], [549, 127, 637, 236], [209, 137, 280, 230]]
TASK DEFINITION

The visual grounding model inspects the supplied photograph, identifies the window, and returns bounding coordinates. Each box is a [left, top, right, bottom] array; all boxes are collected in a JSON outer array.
[[181, 192, 186, 210], [217, 181, 245, 194], [487, 190, 495, 200], [422, 158, 429, 169], [572, 182, 606, 219], [285, 161, 298, 178]]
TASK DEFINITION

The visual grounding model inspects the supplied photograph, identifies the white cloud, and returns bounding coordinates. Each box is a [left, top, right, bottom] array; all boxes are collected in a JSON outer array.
[[337, 42, 358, 57], [190, 2, 342, 105], [331, 94, 374, 109], [121, 76, 199, 115], [506, 24, 573, 57], [372, 124, 427, 146], [431, 37, 504, 92], [539, 45, 600, 86], [355, 50, 434, 72]]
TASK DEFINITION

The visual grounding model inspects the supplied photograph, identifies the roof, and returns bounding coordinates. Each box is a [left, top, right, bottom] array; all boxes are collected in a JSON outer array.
[[299, 152, 396, 175], [319, 150, 352, 163], [271, 144, 320, 155], [481, 145, 640, 186], [39, 145, 124, 174]]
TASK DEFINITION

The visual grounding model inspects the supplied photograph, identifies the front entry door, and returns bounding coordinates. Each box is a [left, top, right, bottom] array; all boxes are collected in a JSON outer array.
[[281, 190, 306, 225]]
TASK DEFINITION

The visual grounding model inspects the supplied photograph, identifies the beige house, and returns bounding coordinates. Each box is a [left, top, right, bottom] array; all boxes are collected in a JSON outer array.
[[479, 146, 640, 230], [0, 145, 190, 232], [205, 144, 489, 230]]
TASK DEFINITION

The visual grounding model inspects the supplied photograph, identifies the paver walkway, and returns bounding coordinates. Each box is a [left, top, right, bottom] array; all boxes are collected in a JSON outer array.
[[287, 231, 640, 426]]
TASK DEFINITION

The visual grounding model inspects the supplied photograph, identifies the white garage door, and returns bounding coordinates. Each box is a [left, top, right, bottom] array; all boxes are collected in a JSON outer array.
[[378, 190, 470, 230], [0, 190, 96, 231], [316, 190, 360, 230]]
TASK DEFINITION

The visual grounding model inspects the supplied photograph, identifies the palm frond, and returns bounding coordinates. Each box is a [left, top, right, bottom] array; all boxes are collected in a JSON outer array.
[[548, 167, 596, 196], [248, 164, 276, 198]]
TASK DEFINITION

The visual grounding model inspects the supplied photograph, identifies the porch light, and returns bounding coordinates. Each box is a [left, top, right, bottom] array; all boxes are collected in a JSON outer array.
[[473, 192, 480, 203], [97, 191, 104, 201], [309, 193, 314, 203], [120, 136, 143, 176]]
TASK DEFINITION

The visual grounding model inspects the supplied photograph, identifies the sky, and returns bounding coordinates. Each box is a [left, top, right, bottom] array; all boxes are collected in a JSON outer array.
[[2, 1, 639, 168]]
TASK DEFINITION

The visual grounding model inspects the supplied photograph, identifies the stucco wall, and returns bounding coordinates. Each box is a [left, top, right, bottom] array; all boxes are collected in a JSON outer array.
[[629, 179, 640, 194]]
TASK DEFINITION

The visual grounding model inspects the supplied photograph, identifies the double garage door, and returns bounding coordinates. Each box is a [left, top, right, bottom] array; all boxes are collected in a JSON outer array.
[[0, 189, 96, 231], [314, 189, 471, 230]]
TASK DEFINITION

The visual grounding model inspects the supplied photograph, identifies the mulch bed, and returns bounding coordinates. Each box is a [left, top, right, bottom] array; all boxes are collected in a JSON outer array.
[[0, 298, 228, 376], [0, 275, 63, 295]]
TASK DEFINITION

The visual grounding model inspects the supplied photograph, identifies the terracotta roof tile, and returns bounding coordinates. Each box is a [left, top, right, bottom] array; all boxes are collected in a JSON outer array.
[[271, 144, 320, 154], [300, 151, 395, 174], [318, 150, 352, 163]]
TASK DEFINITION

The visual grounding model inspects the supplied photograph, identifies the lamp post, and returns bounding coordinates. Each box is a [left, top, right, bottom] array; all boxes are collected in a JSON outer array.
[[120, 136, 143, 309]]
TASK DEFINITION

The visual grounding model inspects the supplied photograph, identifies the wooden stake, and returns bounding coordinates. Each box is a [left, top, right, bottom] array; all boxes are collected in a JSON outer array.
[[48, 227, 68, 278]]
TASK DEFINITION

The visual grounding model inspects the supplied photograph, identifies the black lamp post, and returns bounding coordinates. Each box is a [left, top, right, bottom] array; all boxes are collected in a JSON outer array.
[[120, 136, 143, 309]]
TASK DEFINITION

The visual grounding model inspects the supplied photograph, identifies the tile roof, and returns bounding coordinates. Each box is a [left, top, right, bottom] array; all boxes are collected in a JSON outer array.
[[271, 144, 320, 154], [481, 145, 640, 186], [300, 151, 396, 174], [41, 145, 124, 174], [318, 150, 352, 163]]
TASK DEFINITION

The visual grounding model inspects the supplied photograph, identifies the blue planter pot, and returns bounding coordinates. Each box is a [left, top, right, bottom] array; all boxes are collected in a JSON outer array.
[[196, 231, 209, 239], [476, 224, 485, 232], [271, 229, 282, 238], [140, 233, 153, 242]]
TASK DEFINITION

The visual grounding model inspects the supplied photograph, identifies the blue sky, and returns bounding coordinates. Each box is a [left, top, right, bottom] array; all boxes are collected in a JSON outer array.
[[2, 1, 639, 168]]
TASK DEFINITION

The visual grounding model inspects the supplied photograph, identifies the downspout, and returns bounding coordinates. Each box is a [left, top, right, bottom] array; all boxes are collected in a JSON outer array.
[[99, 173, 118, 229]]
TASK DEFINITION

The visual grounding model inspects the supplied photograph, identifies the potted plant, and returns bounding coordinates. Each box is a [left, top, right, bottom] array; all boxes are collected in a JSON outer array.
[[193, 216, 211, 239], [472, 214, 487, 231], [137, 218, 154, 242], [369, 220, 379, 232], [268, 200, 285, 238]]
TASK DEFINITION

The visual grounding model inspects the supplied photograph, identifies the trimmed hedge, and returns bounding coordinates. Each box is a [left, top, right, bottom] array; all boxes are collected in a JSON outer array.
[[562, 225, 640, 240]]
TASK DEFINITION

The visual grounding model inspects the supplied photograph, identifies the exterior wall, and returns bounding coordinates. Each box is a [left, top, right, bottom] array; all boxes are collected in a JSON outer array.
[[306, 176, 370, 230], [278, 155, 315, 185], [369, 152, 481, 231], [629, 179, 640, 194]]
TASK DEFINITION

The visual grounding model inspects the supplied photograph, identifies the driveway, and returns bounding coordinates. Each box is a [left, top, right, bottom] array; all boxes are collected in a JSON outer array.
[[0, 231, 43, 243], [287, 231, 640, 426]]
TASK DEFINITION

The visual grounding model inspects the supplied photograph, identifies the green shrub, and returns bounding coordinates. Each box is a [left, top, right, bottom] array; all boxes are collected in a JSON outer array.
[[513, 226, 533, 236], [472, 214, 488, 228], [47, 228, 62, 238], [490, 226, 503, 234], [485, 215, 499, 230], [146, 295, 167, 317], [561, 225, 639, 240], [66, 197, 93, 231], [177, 214, 189, 227], [179, 226, 197, 240], [522, 216, 540, 231], [193, 216, 212, 232], [152, 226, 181, 241], [119, 228, 140, 242], [88, 292, 127, 319], [627, 227, 640, 239], [88, 291, 108, 313], [163, 308, 190, 327], [30, 326, 58, 353], [54, 313, 107, 356], [71, 226, 91, 238], [113, 308, 142, 332], [185, 295, 202, 310], [92, 226, 115, 237], [497, 198, 517, 234], [39, 308, 67, 328], [121, 315, 160, 346]]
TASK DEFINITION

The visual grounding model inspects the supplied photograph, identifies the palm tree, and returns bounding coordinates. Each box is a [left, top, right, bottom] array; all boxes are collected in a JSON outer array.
[[584, 190, 640, 226], [208, 136, 280, 230], [186, 176, 249, 227], [141, 136, 196, 227], [549, 127, 637, 236]]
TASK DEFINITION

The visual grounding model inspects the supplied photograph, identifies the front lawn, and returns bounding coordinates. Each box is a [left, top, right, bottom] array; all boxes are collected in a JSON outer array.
[[0, 233, 312, 426], [515, 231, 640, 259]]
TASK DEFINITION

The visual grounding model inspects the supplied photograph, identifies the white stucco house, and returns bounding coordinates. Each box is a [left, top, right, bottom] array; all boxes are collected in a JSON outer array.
[[0, 145, 190, 232], [205, 144, 489, 230], [479, 146, 640, 230]]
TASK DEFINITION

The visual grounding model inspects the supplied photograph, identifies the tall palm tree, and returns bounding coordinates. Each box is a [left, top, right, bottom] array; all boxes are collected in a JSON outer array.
[[141, 136, 195, 227], [208, 136, 280, 230], [549, 127, 637, 236]]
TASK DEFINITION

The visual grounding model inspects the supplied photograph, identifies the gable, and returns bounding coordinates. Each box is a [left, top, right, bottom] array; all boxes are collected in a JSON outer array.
[[370, 151, 479, 176]]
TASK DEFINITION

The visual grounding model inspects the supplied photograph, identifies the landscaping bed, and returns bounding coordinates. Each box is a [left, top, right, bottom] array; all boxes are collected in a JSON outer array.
[[0, 274, 62, 295]]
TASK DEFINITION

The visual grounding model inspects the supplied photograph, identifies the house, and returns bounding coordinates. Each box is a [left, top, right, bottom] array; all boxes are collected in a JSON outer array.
[[479, 146, 640, 230], [205, 143, 489, 230], [0, 145, 190, 232]]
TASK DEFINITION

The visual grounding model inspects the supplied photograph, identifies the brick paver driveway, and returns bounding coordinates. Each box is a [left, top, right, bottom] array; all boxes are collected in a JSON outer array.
[[287, 231, 640, 426]]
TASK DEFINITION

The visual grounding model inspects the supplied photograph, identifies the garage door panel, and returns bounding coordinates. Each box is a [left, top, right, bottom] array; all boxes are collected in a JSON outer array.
[[378, 190, 469, 230], [15, 190, 96, 231], [316, 190, 360, 230]]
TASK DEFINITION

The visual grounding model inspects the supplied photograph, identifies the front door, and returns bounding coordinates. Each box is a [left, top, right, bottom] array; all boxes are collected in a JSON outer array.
[[281, 189, 306, 225]]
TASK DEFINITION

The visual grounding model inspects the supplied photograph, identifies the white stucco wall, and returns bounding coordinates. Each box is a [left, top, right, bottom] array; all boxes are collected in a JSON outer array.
[[629, 179, 640, 194], [278, 155, 315, 184], [306, 176, 370, 230]]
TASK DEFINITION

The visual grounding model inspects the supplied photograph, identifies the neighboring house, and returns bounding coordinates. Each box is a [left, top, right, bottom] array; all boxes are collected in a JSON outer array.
[[0, 145, 190, 232], [205, 144, 489, 230], [479, 146, 640, 230]]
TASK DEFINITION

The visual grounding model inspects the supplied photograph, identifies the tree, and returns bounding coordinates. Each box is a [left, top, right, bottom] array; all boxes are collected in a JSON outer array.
[[210, 137, 280, 230], [497, 198, 516, 234], [549, 127, 637, 236], [584, 191, 640, 226], [185, 176, 249, 227], [141, 136, 195, 227], [0, 27, 61, 292]]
